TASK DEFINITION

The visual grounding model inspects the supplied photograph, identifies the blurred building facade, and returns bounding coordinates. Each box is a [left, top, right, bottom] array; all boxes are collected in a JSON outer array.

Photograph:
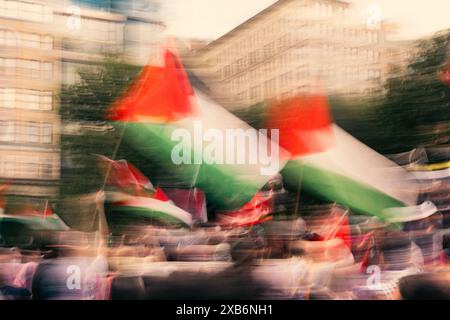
[[0, 0, 163, 205], [56, 0, 164, 85], [0, 0, 61, 202], [194, 0, 409, 109]]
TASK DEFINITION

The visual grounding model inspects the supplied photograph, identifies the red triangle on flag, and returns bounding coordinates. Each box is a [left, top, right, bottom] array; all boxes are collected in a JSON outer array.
[[98, 156, 154, 195], [107, 50, 197, 123], [332, 213, 351, 249], [217, 191, 273, 227], [0, 181, 12, 211], [266, 93, 335, 157], [127, 162, 154, 191], [153, 187, 171, 202], [43, 202, 53, 218]]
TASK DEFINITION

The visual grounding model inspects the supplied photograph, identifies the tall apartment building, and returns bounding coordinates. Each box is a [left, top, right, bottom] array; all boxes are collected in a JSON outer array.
[[55, 0, 164, 85], [0, 0, 164, 206], [195, 0, 398, 109], [0, 0, 61, 204]]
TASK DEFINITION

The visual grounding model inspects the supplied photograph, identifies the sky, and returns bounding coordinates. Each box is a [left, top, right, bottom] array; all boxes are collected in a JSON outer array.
[[161, 0, 450, 41]]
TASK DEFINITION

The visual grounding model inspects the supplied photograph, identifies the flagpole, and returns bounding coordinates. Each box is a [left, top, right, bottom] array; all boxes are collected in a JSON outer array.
[[288, 165, 303, 257], [181, 163, 201, 229], [294, 166, 303, 216], [187, 164, 201, 207], [92, 121, 128, 242], [43, 200, 48, 219], [324, 206, 349, 241], [101, 122, 128, 190], [93, 43, 168, 239]]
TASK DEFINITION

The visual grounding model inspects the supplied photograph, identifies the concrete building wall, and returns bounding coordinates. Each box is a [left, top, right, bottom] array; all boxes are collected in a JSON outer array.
[[0, 0, 61, 200], [0, 0, 164, 204], [195, 0, 400, 109]]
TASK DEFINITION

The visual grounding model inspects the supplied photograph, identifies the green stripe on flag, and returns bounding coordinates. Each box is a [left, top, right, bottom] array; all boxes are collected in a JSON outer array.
[[0, 215, 69, 231], [116, 122, 263, 210], [111, 205, 191, 227], [282, 160, 406, 220]]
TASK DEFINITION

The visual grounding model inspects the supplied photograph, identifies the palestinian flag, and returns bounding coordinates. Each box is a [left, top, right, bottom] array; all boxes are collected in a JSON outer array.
[[107, 192, 193, 227], [320, 206, 352, 249], [107, 49, 287, 210], [0, 212, 70, 231], [267, 94, 419, 221], [98, 155, 155, 196], [98, 156, 192, 226], [153, 187, 172, 202], [163, 188, 208, 223], [217, 191, 274, 227]]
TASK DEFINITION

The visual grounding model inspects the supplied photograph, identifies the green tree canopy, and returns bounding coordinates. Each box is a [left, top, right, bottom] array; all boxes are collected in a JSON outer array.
[[60, 56, 141, 196], [377, 29, 450, 153]]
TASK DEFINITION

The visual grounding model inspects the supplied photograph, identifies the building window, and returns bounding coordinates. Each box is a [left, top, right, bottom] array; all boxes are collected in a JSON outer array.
[[5, 159, 16, 177], [20, 91, 39, 109], [264, 78, 276, 96], [0, 121, 14, 142], [250, 85, 261, 100], [237, 91, 247, 102], [0, 88, 14, 108], [236, 58, 245, 72], [0, 31, 56, 50], [0, 58, 53, 80], [0, 156, 55, 180], [224, 65, 231, 78], [22, 157, 39, 177], [40, 162, 52, 178], [279, 72, 292, 87], [43, 62, 52, 80], [0, 88, 53, 110], [28, 122, 39, 143], [0, 0, 53, 23], [42, 123, 52, 144], [278, 34, 290, 50], [248, 50, 260, 66], [41, 35, 53, 49], [263, 42, 275, 59], [40, 93, 53, 110], [31, 60, 40, 79], [0, 121, 53, 144]]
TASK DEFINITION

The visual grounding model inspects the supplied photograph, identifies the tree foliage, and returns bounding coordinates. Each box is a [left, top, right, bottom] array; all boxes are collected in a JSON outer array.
[[235, 30, 450, 155], [60, 56, 141, 196], [376, 30, 450, 153]]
